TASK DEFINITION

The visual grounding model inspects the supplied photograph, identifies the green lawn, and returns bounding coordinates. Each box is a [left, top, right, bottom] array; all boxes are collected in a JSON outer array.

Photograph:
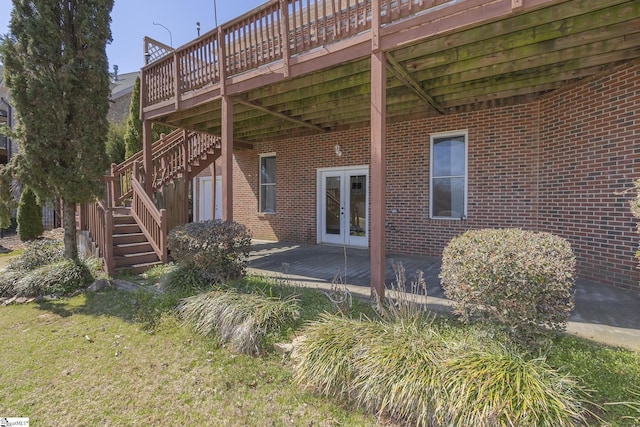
[[0, 273, 639, 425], [0, 289, 379, 426]]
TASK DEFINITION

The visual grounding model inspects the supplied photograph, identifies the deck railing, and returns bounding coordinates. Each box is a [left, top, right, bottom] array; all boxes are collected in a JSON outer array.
[[143, 0, 446, 109]]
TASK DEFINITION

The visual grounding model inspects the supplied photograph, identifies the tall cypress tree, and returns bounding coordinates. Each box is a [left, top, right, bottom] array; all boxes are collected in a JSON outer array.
[[0, 0, 113, 261], [124, 76, 142, 159]]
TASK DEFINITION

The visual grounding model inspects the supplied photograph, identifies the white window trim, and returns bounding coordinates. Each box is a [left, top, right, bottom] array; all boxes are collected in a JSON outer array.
[[429, 130, 468, 220], [259, 152, 276, 214]]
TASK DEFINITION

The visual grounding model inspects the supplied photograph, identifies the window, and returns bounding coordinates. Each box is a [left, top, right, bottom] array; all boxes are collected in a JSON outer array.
[[259, 154, 276, 213], [430, 131, 467, 219]]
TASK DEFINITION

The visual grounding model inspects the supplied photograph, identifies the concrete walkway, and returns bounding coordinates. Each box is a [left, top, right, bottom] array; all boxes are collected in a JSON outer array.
[[248, 240, 640, 351]]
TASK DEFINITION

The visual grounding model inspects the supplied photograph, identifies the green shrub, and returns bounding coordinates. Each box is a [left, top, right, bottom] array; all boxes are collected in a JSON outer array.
[[168, 220, 252, 283], [158, 264, 213, 296], [440, 228, 575, 348], [12, 259, 91, 297], [295, 315, 589, 426], [6, 238, 64, 271], [177, 289, 299, 354], [16, 186, 43, 241]]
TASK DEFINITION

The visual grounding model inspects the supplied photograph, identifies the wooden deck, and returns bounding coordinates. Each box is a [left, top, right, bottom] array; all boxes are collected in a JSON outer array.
[[141, 0, 640, 142]]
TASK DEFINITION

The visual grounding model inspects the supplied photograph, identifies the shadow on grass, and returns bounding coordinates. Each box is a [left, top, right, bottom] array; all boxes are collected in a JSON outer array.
[[33, 289, 154, 326]]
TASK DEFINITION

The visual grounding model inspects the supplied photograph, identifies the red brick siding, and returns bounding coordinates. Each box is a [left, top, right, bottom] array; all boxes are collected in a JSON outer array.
[[227, 62, 640, 291], [538, 62, 640, 290]]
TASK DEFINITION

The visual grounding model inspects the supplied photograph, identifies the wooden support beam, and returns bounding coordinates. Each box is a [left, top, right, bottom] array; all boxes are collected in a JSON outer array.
[[142, 120, 153, 195], [221, 95, 233, 222], [235, 98, 327, 133], [370, 0, 386, 301], [210, 163, 217, 220], [386, 53, 444, 114]]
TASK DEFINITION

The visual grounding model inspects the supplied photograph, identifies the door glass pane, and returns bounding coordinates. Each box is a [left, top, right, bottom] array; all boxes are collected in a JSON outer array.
[[349, 175, 366, 236], [325, 176, 341, 235]]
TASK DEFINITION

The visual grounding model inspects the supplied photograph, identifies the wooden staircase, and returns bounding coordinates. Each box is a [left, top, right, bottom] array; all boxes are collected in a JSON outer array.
[[112, 208, 161, 274], [78, 129, 222, 275]]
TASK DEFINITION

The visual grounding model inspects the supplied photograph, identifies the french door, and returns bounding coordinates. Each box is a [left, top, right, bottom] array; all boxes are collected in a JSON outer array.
[[318, 166, 368, 247]]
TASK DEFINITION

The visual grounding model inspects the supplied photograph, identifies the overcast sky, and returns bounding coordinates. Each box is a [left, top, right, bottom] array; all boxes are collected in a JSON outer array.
[[0, 0, 266, 73]]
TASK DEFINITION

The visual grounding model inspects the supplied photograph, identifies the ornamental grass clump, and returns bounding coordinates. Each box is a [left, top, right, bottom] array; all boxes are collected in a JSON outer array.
[[440, 344, 589, 426], [167, 220, 251, 283], [440, 228, 575, 349], [295, 314, 386, 399], [177, 289, 299, 354], [295, 315, 589, 426], [12, 259, 90, 297], [6, 238, 64, 271]]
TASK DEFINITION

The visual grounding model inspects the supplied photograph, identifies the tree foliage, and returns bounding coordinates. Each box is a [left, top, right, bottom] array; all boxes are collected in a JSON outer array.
[[16, 186, 43, 241], [0, 166, 17, 230], [124, 76, 142, 159], [0, 0, 114, 260], [106, 120, 126, 165], [123, 76, 174, 159]]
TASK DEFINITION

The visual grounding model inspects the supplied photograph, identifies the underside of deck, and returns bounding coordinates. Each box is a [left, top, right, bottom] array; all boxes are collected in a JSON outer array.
[[143, 0, 640, 143]]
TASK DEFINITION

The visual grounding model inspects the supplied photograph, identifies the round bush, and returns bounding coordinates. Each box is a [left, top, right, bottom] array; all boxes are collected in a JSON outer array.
[[440, 228, 575, 346], [167, 220, 252, 283]]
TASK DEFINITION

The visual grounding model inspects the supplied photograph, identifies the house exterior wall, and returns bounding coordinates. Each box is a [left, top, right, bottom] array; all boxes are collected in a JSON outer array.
[[228, 61, 640, 291], [538, 62, 640, 290]]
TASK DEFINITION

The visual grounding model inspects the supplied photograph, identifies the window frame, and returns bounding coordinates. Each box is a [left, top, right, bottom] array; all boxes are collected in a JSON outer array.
[[429, 130, 468, 220], [259, 153, 276, 213]]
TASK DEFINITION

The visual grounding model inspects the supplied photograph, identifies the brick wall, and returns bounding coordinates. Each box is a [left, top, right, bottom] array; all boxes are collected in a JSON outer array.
[[226, 61, 640, 291], [538, 62, 640, 290]]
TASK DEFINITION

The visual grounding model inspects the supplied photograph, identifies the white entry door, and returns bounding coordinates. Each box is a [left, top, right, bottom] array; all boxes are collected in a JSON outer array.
[[198, 176, 222, 221], [318, 166, 368, 247]]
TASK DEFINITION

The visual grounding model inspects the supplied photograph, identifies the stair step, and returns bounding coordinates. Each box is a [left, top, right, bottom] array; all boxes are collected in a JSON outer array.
[[113, 214, 136, 225], [113, 241, 153, 256], [113, 232, 148, 245], [114, 251, 160, 267], [113, 223, 142, 234], [115, 261, 163, 275]]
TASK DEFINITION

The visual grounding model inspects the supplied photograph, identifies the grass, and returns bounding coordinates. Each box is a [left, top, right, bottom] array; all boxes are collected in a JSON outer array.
[[0, 249, 23, 270], [0, 289, 377, 425], [1, 270, 639, 425]]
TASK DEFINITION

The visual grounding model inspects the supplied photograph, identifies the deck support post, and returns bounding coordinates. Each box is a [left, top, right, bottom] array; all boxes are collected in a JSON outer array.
[[370, 0, 386, 300], [221, 95, 234, 222], [210, 163, 217, 220], [142, 119, 153, 195]]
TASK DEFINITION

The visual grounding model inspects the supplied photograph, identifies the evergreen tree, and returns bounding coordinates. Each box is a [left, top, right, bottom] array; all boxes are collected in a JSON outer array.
[[123, 76, 175, 159], [124, 76, 142, 159], [17, 186, 43, 241], [0, 0, 113, 261], [106, 121, 126, 164], [0, 167, 16, 231]]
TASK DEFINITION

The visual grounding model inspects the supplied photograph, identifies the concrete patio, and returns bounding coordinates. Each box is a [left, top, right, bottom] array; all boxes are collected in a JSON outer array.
[[248, 240, 640, 351]]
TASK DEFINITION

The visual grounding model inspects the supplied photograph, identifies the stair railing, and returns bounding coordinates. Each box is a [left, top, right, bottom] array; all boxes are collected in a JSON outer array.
[[77, 180, 115, 275], [109, 129, 220, 206], [130, 162, 168, 263]]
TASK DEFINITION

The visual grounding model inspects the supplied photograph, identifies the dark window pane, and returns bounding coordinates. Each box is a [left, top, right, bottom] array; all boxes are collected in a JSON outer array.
[[432, 177, 464, 218], [261, 156, 276, 184], [433, 136, 465, 177], [260, 184, 276, 213]]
